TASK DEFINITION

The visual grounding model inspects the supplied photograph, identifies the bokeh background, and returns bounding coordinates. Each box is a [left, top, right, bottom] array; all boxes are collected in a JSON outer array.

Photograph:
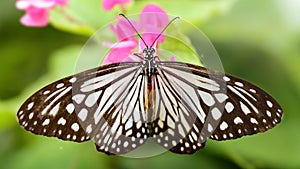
[[1, 0, 299, 168]]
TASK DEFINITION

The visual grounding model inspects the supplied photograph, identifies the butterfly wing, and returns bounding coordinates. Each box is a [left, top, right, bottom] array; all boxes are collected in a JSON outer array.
[[150, 66, 207, 154], [151, 61, 283, 153], [17, 74, 91, 143], [17, 62, 149, 155]]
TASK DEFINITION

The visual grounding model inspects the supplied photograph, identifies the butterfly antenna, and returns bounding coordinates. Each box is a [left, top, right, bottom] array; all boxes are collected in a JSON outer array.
[[119, 14, 148, 48], [149, 16, 180, 48]]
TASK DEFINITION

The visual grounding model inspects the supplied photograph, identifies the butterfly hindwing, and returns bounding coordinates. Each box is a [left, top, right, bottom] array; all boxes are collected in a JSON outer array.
[[149, 65, 207, 154]]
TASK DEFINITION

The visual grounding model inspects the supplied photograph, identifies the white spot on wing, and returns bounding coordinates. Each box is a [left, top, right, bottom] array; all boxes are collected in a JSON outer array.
[[250, 118, 258, 124], [78, 108, 88, 121], [123, 141, 129, 148], [49, 103, 60, 116], [57, 117, 66, 125], [240, 102, 251, 115], [223, 76, 230, 81], [42, 118, 50, 126], [71, 123, 80, 132], [235, 82, 244, 87], [214, 93, 228, 103], [211, 107, 222, 120], [207, 123, 213, 133], [28, 112, 34, 119], [262, 119, 267, 123], [220, 121, 228, 130], [18, 111, 23, 116], [266, 100, 273, 108], [225, 102, 234, 113], [85, 91, 101, 107], [69, 77, 77, 83], [56, 83, 64, 88], [27, 102, 34, 110], [43, 90, 50, 95], [234, 117, 243, 124], [72, 94, 86, 104], [266, 110, 272, 117], [66, 103, 75, 114], [86, 124, 92, 134], [199, 91, 215, 106]]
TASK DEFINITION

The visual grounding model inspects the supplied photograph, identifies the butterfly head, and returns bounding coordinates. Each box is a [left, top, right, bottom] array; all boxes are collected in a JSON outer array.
[[143, 47, 156, 59]]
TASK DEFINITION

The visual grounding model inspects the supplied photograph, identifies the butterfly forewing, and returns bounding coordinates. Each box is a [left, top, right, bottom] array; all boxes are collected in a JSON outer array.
[[17, 75, 90, 142], [17, 62, 151, 154], [209, 73, 283, 140]]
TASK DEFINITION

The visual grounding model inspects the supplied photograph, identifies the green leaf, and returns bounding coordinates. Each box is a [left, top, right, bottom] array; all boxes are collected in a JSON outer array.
[[50, 0, 116, 36], [6, 137, 111, 169], [130, 0, 237, 25], [49, 0, 237, 36]]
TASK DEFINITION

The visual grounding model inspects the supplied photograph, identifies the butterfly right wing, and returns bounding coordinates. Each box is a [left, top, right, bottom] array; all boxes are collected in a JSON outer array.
[[17, 62, 149, 155]]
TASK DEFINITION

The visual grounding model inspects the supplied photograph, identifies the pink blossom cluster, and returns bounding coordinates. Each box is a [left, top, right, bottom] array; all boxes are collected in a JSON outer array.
[[103, 4, 170, 64], [16, 0, 68, 27], [16, 0, 132, 27]]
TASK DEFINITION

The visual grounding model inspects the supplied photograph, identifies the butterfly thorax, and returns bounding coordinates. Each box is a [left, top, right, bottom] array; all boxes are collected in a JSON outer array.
[[141, 47, 158, 124]]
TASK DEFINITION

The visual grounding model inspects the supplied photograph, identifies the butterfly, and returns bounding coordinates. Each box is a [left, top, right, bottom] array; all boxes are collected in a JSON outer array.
[[17, 15, 283, 155]]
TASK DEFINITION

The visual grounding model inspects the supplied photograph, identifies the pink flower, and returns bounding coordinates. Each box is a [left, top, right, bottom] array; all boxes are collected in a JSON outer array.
[[103, 17, 139, 64], [103, 4, 171, 64], [103, 41, 137, 64], [140, 4, 169, 31], [16, 0, 68, 27], [102, 0, 131, 11], [109, 17, 140, 42]]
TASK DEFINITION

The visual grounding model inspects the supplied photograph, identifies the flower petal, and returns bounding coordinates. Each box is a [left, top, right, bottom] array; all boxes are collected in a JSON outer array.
[[102, 40, 136, 49], [103, 40, 137, 64], [20, 7, 49, 27], [140, 4, 169, 30], [54, 0, 68, 6], [102, 0, 131, 11], [110, 17, 140, 42]]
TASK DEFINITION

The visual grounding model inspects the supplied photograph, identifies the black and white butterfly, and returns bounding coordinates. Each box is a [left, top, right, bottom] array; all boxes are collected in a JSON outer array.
[[17, 15, 283, 155]]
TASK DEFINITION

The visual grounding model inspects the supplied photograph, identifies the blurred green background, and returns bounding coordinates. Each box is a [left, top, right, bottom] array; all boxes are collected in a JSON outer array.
[[1, 0, 299, 168]]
